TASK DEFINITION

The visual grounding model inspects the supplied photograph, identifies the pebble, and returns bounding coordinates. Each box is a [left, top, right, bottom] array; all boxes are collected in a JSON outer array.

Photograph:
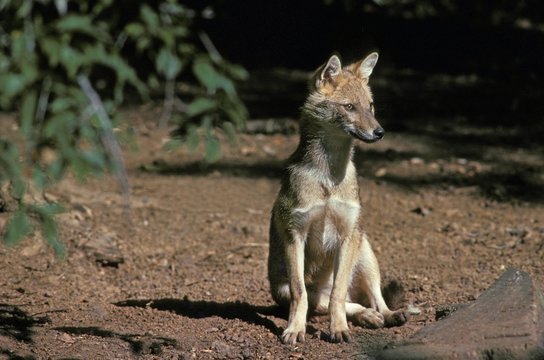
[[407, 304, 422, 315], [59, 333, 75, 343], [375, 167, 387, 177], [410, 157, 424, 165], [411, 206, 431, 216]]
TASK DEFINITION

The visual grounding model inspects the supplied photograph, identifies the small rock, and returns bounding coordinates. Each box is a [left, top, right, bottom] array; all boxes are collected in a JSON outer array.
[[73, 203, 93, 218], [240, 146, 256, 156], [375, 167, 387, 177], [84, 233, 124, 267], [410, 157, 424, 165], [407, 304, 421, 315], [20, 241, 44, 257], [211, 341, 233, 358], [289, 352, 304, 359], [59, 332, 75, 343], [262, 144, 277, 156], [456, 158, 468, 165], [411, 206, 431, 216], [428, 162, 440, 171], [434, 303, 466, 320]]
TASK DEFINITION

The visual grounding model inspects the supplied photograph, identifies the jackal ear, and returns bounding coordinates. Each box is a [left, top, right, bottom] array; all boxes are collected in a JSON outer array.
[[320, 55, 342, 81], [359, 52, 379, 78]]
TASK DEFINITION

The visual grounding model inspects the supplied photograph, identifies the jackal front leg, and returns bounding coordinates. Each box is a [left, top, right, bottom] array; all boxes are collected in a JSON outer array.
[[282, 232, 308, 345], [329, 236, 359, 343]]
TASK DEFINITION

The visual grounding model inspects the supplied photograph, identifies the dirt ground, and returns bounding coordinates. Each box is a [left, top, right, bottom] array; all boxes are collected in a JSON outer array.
[[0, 106, 543, 360]]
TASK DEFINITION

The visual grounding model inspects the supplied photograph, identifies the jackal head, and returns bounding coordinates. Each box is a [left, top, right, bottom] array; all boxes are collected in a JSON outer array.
[[305, 53, 384, 143]]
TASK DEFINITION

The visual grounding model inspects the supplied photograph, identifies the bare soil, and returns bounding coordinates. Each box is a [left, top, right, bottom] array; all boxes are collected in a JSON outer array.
[[1, 106, 543, 359]]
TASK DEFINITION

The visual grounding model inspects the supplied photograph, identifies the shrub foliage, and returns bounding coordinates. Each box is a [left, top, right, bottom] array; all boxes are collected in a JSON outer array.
[[0, 0, 248, 253]]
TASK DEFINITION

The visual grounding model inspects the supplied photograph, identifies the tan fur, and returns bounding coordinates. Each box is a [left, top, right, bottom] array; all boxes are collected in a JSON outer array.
[[268, 53, 407, 345]]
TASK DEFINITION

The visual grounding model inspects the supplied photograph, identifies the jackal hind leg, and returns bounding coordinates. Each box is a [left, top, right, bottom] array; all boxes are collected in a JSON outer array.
[[313, 284, 385, 329], [350, 232, 407, 327]]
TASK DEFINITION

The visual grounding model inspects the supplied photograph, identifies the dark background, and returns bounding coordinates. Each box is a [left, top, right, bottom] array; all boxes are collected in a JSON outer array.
[[185, 0, 544, 138]]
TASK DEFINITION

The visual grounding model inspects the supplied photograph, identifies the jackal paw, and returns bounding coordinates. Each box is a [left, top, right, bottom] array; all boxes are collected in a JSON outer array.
[[329, 327, 352, 343], [281, 327, 305, 345], [353, 308, 385, 329], [384, 309, 408, 327]]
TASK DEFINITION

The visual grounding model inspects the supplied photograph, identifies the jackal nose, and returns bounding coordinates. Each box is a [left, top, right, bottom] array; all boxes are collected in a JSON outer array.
[[373, 127, 385, 139]]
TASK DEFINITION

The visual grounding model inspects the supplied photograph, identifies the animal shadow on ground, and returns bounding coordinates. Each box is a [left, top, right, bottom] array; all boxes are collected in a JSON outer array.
[[53, 326, 177, 356], [114, 297, 285, 336]]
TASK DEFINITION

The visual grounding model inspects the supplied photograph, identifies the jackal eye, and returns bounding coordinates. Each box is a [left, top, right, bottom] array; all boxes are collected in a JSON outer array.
[[344, 103, 355, 111]]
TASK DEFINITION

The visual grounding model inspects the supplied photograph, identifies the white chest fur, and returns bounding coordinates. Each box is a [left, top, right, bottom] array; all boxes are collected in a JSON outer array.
[[292, 198, 360, 250]]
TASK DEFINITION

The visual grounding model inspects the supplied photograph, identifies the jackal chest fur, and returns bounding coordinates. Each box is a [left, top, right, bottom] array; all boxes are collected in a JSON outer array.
[[289, 162, 361, 252]]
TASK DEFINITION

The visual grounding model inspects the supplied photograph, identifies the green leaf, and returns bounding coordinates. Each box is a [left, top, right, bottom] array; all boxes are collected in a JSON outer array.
[[32, 166, 47, 190], [157, 28, 176, 49], [16, 0, 32, 18], [221, 121, 238, 147], [140, 5, 159, 29], [81, 44, 147, 96], [41, 215, 64, 257], [56, 15, 92, 32], [0, 74, 27, 102], [125, 23, 145, 38], [192, 56, 217, 88], [19, 90, 37, 139], [40, 37, 61, 66], [201, 116, 220, 162], [223, 98, 248, 128], [186, 97, 216, 117], [49, 97, 73, 114], [47, 158, 65, 181], [59, 46, 83, 78], [44, 111, 76, 137], [81, 149, 106, 169], [56, 15, 110, 42], [11, 31, 26, 61], [156, 48, 182, 80], [10, 179, 25, 200], [136, 37, 151, 51], [186, 124, 199, 151], [192, 56, 236, 95], [4, 210, 31, 246], [0, 0, 11, 11], [163, 138, 183, 151], [204, 135, 221, 163], [35, 202, 65, 216], [224, 63, 249, 81], [30, 203, 65, 256], [71, 156, 93, 181]]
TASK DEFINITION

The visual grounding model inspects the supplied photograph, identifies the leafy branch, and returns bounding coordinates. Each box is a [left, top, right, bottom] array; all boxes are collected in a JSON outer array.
[[0, 0, 248, 253]]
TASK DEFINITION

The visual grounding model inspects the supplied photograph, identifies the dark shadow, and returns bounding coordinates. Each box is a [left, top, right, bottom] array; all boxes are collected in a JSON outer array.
[[53, 326, 176, 356], [374, 163, 544, 204], [139, 159, 284, 178], [353, 125, 544, 204], [0, 349, 36, 360], [114, 297, 284, 336], [0, 304, 50, 343]]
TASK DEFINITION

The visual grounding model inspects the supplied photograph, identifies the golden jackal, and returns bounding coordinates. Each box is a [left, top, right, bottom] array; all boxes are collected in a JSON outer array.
[[268, 53, 407, 344]]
